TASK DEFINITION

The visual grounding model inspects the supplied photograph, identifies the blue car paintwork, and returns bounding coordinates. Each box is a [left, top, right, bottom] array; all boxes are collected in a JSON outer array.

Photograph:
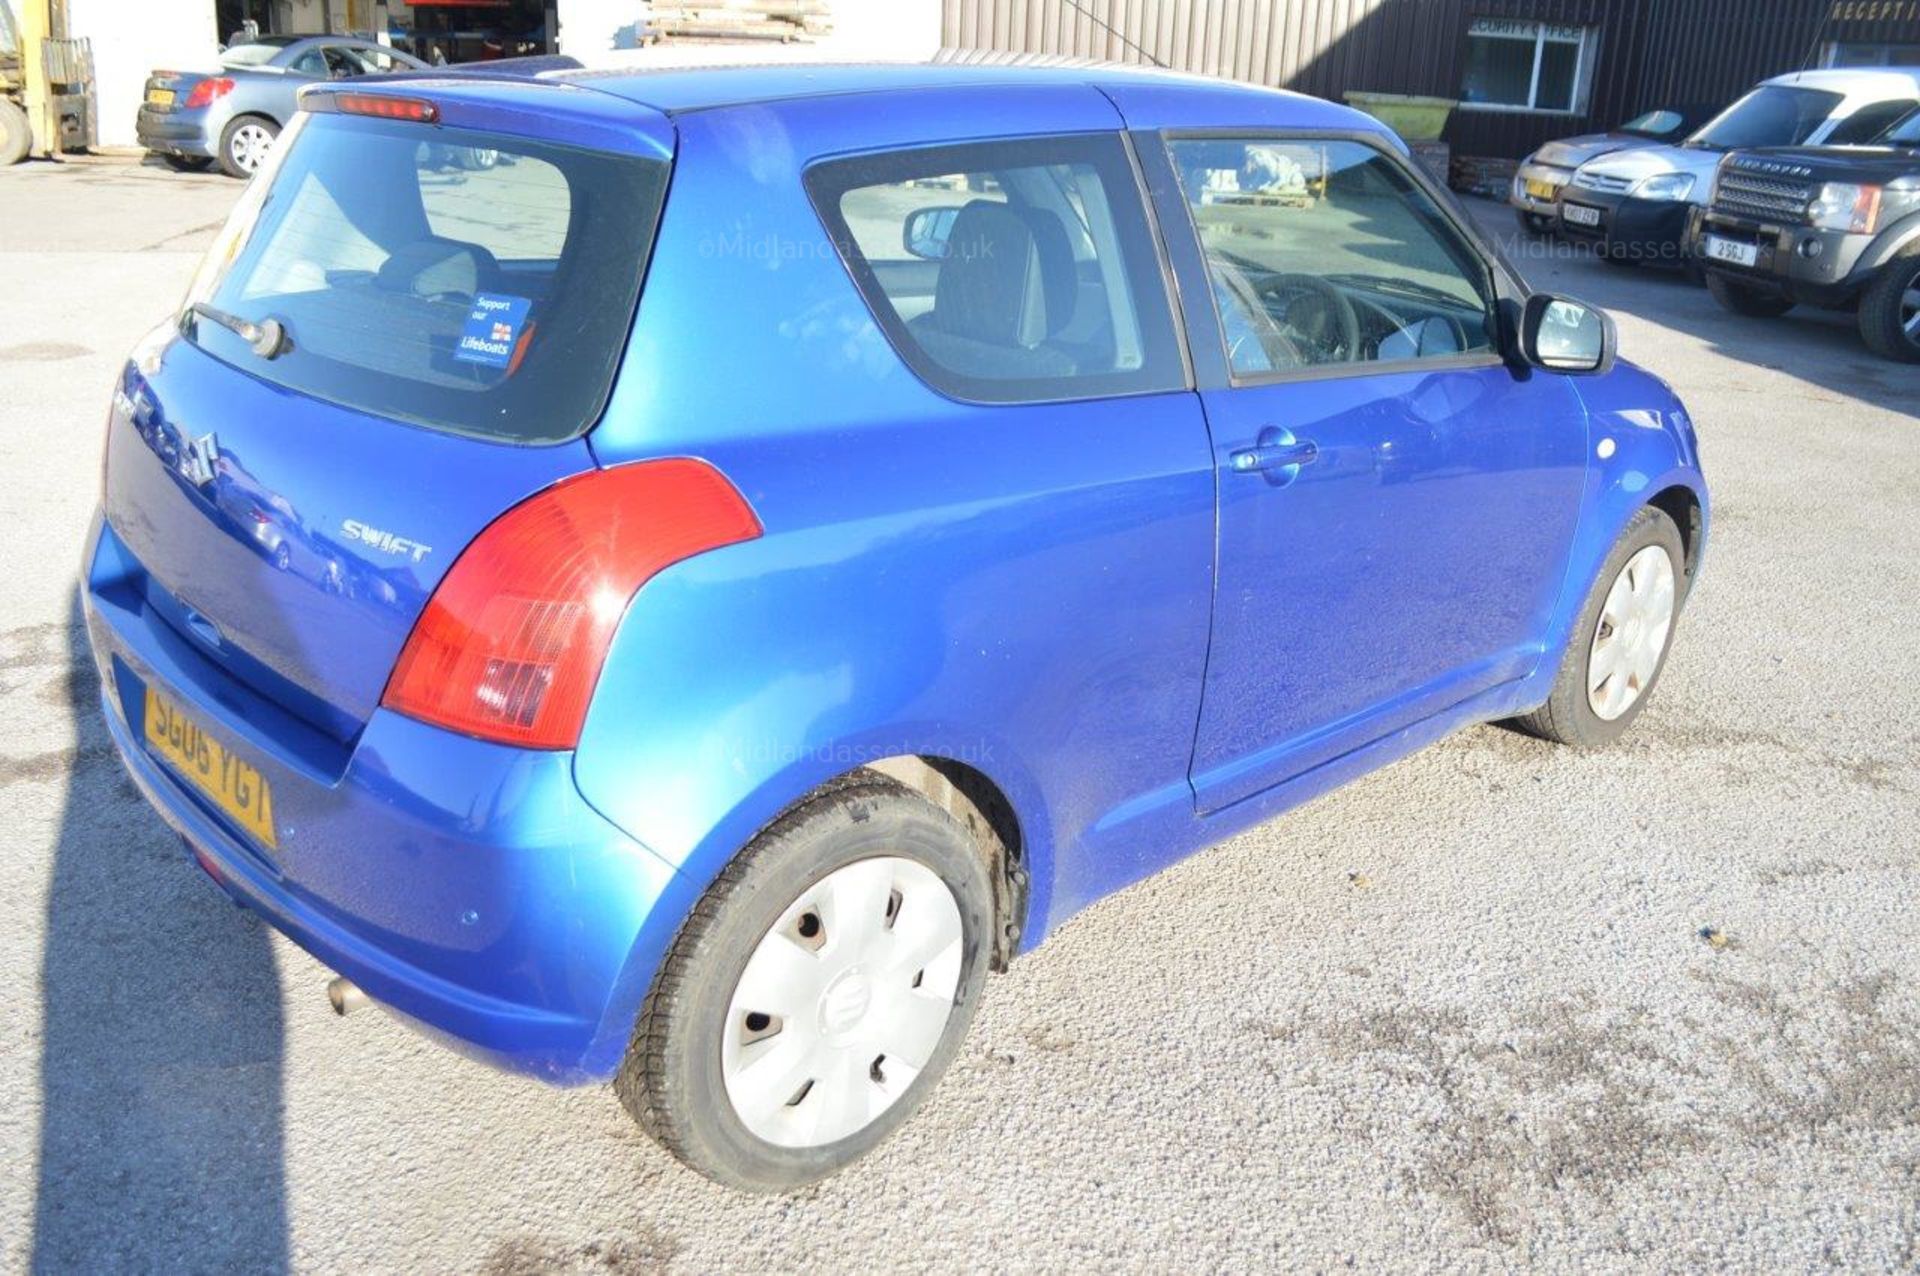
[[107, 341, 596, 741], [86, 63, 1707, 1085], [86, 514, 682, 1078], [1187, 363, 1589, 811]]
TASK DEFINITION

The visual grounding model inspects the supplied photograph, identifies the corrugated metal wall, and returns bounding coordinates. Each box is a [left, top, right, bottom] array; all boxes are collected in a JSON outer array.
[[942, 0, 1920, 158]]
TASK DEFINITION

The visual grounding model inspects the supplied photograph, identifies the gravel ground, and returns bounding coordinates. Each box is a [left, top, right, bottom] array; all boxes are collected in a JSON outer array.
[[1, 156, 1917, 1274]]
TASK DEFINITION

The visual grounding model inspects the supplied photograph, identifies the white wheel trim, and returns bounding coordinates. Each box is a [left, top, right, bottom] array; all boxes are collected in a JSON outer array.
[[722, 856, 964, 1149], [1587, 543, 1676, 721], [230, 123, 274, 173]]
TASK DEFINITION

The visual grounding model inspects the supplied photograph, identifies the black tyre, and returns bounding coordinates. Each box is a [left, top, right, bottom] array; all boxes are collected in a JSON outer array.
[[217, 114, 279, 179], [1856, 245, 1920, 364], [1509, 506, 1687, 748], [0, 98, 30, 167], [616, 772, 995, 1191], [162, 153, 214, 173], [1705, 270, 1794, 318]]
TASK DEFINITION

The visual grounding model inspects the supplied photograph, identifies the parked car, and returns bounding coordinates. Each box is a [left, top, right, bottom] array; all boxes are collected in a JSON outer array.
[[1690, 106, 1920, 361], [1510, 104, 1717, 235], [86, 62, 1707, 1191], [1560, 68, 1920, 267], [136, 34, 427, 177]]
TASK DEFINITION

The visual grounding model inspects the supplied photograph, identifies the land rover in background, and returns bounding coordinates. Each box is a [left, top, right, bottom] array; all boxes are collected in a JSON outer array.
[[1558, 69, 1920, 268], [1690, 106, 1920, 361], [1510, 105, 1716, 235]]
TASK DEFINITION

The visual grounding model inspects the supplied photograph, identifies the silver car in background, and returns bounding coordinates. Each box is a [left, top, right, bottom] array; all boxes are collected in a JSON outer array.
[[136, 35, 427, 178], [1510, 105, 1715, 234]]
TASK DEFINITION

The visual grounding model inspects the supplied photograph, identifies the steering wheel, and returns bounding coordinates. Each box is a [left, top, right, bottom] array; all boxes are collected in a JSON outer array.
[[1209, 260, 1305, 373], [1256, 273, 1363, 365]]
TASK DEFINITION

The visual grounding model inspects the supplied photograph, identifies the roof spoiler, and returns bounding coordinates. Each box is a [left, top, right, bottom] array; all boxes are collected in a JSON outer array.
[[428, 54, 584, 79], [353, 53, 586, 89]]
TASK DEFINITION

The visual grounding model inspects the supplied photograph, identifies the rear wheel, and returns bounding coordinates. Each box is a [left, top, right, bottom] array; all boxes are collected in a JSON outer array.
[[0, 98, 31, 167], [217, 114, 279, 179], [616, 773, 994, 1191], [1856, 246, 1920, 364], [1509, 506, 1686, 747], [1705, 271, 1794, 318]]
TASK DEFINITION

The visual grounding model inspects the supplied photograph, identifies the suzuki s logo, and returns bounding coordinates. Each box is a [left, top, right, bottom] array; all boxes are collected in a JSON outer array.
[[178, 431, 218, 488], [342, 519, 433, 563]]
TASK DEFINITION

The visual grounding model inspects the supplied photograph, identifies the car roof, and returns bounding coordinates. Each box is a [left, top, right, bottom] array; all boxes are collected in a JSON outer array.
[[1759, 67, 1920, 96], [537, 56, 1295, 116]]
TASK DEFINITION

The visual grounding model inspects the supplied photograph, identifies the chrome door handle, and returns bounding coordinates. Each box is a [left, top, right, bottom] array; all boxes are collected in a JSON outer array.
[[1229, 439, 1319, 473]]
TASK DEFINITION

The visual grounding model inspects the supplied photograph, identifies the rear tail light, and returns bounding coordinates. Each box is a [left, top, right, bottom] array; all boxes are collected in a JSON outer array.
[[382, 459, 761, 749], [184, 77, 235, 109], [329, 93, 439, 123]]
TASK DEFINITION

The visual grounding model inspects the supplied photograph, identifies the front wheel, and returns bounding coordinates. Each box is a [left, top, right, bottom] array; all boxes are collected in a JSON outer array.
[[616, 773, 995, 1191], [1856, 246, 1920, 363], [217, 115, 279, 179], [1509, 505, 1686, 747], [0, 98, 31, 166]]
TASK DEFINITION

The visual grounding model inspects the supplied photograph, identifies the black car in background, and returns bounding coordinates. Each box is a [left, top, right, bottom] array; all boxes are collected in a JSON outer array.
[[1690, 107, 1920, 362]]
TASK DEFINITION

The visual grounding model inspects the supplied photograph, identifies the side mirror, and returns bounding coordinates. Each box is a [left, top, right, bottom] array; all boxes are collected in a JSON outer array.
[[902, 205, 963, 261], [1521, 293, 1615, 374]]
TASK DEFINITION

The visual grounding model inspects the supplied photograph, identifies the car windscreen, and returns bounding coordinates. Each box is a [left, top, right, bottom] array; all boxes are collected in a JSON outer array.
[[1690, 86, 1846, 149], [1619, 108, 1685, 138], [180, 112, 668, 444], [219, 42, 288, 66]]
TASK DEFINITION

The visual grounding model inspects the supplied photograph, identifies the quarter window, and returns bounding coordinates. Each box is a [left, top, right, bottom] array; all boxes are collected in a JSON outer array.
[[1168, 138, 1498, 379], [807, 135, 1186, 404], [1461, 19, 1595, 114]]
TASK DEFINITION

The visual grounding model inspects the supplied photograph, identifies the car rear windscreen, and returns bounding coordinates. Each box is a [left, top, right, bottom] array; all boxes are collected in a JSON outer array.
[[181, 113, 668, 444]]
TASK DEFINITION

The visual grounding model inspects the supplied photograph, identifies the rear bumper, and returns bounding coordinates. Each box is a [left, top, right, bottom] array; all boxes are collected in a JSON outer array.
[[135, 106, 216, 158], [84, 512, 683, 1082], [1558, 189, 1692, 265]]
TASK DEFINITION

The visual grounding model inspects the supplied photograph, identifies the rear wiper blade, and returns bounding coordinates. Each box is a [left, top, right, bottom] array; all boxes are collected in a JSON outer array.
[[187, 301, 289, 359]]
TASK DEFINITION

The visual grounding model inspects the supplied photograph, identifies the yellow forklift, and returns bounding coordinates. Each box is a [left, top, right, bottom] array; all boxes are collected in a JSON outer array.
[[1, 0, 94, 165]]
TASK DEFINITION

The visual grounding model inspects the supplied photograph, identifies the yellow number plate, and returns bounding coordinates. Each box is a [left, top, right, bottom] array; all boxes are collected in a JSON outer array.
[[144, 686, 277, 849], [146, 87, 175, 106], [1525, 178, 1558, 201]]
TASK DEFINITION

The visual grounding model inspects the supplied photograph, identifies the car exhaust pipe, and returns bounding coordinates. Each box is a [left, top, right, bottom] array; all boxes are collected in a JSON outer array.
[[327, 976, 371, 1016]]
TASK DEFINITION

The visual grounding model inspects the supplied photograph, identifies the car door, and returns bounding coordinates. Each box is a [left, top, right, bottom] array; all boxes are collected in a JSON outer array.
[[1147, 134, 1590, 812]]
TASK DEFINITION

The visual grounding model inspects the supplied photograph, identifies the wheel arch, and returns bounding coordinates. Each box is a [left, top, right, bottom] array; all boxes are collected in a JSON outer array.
[[1647, 482, 1704, 581], [1520, 362, 1708, 714], [576, 739, 1052, 1081]]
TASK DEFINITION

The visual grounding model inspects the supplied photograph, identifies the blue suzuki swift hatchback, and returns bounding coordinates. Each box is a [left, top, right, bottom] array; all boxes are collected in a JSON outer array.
[[86, 59, 1707, 1189]]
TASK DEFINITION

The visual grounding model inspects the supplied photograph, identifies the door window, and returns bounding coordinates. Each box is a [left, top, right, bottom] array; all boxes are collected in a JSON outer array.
[[1825, 98, 1920, 145], [1167, 138, 1498, 379], [808, 134, 1186, 404]]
